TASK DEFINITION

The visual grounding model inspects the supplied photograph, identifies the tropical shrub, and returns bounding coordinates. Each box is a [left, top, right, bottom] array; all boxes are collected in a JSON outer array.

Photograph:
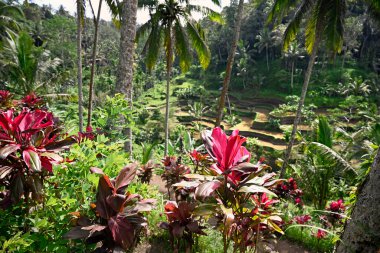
[[93, 94, 132, 141], [64, 164, 156, 252], [172, 128, 284, 252], [159, 201, 206, 252], [0, 94, 75, 209], [161, 156, 191, 200]]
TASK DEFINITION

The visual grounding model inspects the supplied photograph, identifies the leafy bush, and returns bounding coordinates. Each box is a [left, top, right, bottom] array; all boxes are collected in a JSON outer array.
[[93, 94, 132, 140], [171, 128, 284, 252], [270, 95, 316, 122], [65, 164, 156, 252], [0, 92, 76, 209]]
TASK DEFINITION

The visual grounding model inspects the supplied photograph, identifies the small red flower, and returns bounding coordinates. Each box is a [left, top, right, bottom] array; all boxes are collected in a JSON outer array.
[[294, 215, 311, 224], [294, 197, 302, 205], [315, 229, 327, 239]]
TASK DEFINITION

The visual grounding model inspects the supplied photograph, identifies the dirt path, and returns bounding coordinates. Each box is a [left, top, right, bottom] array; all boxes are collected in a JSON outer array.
[[275, 240, 310, 253]]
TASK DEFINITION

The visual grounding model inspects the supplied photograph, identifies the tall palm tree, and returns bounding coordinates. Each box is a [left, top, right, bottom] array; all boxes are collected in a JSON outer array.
[[76, 0, 85, 132], [137, 0, 219, 155], [255, 27, 273, 71], [215, 0, 244, 127], [284, 40, 302, 91], [87, 0, 103, 128], [114, 0, 138, 154], [268, 0, 346, 176], [0, 0, 23, 42]]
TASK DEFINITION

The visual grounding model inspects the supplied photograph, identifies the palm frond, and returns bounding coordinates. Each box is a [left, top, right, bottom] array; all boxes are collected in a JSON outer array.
[[305, 0, 320, 54], [317, 116, 332, 148], [186, 4, 224, 24], [136, 19, 152, 43], [138, 0, 158, 8], [324, 0, 345, 53], [309, 142, 356, 175], [144, 16, 162, 70], [173, 18, 192, 72], [282, 0, 314, 52], [0, 5, 24, 18], [141, 142, 157, 164], [267, 0, 297, 24], [185, 20, 210, 69], [104, 0, 120, 18]]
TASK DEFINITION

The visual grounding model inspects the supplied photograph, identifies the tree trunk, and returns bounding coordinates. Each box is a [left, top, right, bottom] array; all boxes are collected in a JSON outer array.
[[164, 27, 173, 156], [290, 60, 294, 92], [266, 44, 269, 71], [215, 0, 244, 127], [280, 34, 321, 176], [87, 0, 102, 128], [77, 0, 84, 132], [116, 0, 138, 154], [337, 149, 380, 253]]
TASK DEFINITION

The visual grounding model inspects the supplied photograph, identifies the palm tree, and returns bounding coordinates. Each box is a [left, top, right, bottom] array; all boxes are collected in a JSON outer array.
[[215, 0, 244, 127], [0, 1, 23, 42], [137, 0, 219, 155], [87, 0, 103, 128], [76, 0, 84, 132], [255, 27, 273, 71], [114, 0, 138, 154], [284, 40, 302, 91], [268, 0, 346, 176]]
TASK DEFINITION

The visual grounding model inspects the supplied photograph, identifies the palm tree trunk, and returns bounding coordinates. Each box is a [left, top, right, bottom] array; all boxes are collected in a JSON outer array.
[[164, 27, 173, 156], [337, 148, 380, 253], [116, 0, 138, 154], [290, 60, 294, 92], [266, 44, 269, 71], [280, 34, 321, 177], [215, 0, 244, 127], [77, 0, 84, 132], [87, 0, 102, 128]]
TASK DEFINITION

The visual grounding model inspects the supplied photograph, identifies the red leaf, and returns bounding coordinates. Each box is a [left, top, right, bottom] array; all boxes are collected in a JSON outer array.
[[195, 181, 221, 200], [0, 166, 12, 180], [108, 215, 136, 250], [0, 143, 20, 159], [23, 149, 41, 172], [96, 176, 116, 219], [106, 194, 127, 213], [115, 163, 137, 192], [90, 167, 105, 175]]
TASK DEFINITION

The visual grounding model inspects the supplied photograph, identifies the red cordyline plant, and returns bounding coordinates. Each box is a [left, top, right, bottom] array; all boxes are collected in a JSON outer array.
[[173, 128, 284, 253], [0, 90, 14, 109], [65, 163, 156, 252], [161, 156, 191, 200], [274, 177, 303, 206], [159, 201, 206, 253], [22, 92, 43, 108], [0, 107, 76, 208]]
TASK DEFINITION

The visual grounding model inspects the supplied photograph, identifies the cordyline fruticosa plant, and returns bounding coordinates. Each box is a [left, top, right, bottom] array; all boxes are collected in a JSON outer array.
[[161, 156, 191, 200], [0, 91, 76, 209], [65, 163, 156, 252], [159, 201, 206, 253], [173, 128, 284, 252]]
